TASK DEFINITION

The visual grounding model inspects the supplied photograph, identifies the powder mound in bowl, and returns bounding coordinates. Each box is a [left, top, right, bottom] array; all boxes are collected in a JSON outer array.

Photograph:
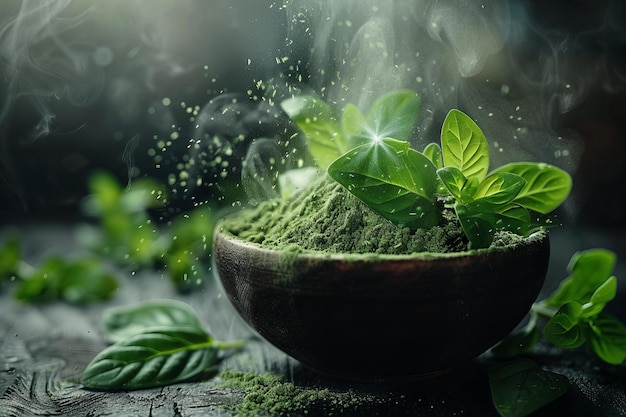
[[219, 175, 482, 255]]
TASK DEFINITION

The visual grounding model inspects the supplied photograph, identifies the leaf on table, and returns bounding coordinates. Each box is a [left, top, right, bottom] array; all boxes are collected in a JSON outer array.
[[489, 359, 570, 417], [14, 257, 118, 304], [103, 299, 204, 343], [81, 326, 219, 390]]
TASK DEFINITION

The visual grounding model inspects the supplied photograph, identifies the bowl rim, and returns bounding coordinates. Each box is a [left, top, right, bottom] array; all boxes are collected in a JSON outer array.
[[214, 220, 549, 262]]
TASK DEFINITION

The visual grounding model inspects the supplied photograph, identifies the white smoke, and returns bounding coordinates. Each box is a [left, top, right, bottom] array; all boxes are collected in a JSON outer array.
[[282, 0, 584, 174]]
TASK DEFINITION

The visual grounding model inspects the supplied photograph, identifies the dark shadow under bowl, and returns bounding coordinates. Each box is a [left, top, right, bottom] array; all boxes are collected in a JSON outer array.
[[214, 224, 550, 382]]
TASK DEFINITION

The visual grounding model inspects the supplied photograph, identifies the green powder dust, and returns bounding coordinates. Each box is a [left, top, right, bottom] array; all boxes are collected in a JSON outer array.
[[220, 174, 469, 255], [217, 370, 386, 417]]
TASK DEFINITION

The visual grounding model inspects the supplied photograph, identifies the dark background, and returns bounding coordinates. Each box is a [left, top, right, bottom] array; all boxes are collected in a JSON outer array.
[[0, 0, 625, 229]]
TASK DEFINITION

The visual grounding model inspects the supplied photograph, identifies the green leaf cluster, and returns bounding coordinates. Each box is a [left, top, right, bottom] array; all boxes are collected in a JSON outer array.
[[14, 257, 118, 304], [80, 172, 215, 291], [493, 248, 626, 365], [282, 91, 572, 248], [81, 299, 244, 390], [0, 236, 118, 304], [281, 90, 420, 169]]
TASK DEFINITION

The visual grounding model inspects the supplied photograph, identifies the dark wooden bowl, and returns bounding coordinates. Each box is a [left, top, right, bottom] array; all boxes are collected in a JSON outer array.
[[213, 223, 550, 382]]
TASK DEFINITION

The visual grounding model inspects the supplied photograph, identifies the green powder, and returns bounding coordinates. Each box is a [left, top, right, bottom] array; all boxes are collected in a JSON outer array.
[[221, 174, 469, 254], [217, 370, 383, 417]]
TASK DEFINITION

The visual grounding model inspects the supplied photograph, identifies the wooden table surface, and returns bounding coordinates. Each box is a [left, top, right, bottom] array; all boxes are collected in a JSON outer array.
[[1, 222, 626, 417]]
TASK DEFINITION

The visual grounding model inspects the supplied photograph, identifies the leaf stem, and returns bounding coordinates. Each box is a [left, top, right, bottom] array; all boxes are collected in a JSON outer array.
[[217, 339, 246, 350], [531, 302, 558, 319]]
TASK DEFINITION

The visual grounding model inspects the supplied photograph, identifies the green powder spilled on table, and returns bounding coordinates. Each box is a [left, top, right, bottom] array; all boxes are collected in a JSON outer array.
[[217, 370, 385, 417], [220, 174, 469, 254]]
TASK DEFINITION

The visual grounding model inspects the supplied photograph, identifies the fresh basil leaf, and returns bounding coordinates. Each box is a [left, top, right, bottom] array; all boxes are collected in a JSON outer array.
[[491, 324, 540, 358], [423, 143, 443, 169], [441, 109, 489, 181], [281, 95, 345, 169], [492, 162, 572, 214], [424, 143, 447, 193], [103, 299, 204, 343], [169, 206, 214, 252], [14, 257, 118, 304], [341, 103, 370, 146], [581, 276, 617, 318], [586, 312, 626, 365], [547, 249, 617, 307], [489, 359, 570, 417], [454, 207, 494, 249], [543, 302, 586, 349], [328, 138, 440, 229], [60, 260, 119, 304], [455, 201, 531, 249], [474, 172, 526, 205], [366, 89, 420, 140], [82, 326, 219, 390], [437, 167, 475, 203]]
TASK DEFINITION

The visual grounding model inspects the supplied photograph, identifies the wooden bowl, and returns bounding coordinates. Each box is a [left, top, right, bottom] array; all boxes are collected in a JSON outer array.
[[213, 223, 550, 382]]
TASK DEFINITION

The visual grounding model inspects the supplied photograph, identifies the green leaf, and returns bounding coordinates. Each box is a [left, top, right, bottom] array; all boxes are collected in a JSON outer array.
[[586, 312, 626, 365], [423, 143, 443, 169], [543, 302, 586, 349], [14, 257, 118, 304], [489, 359, 570, 417], [474, 172, 526, 205], [441, 109, 489, 181], [341, 103, 369, 145], [168, 205, 214, 259], [328, 138, 440, 229], [454, 201, 531, 249], [281, 95, 345, 169], [492, 162, 572, 214], [81, 326, 219, 390], [103, 299, 204, 343], [581, 276, 617, 318], [365, 89, 420, 140], [547, 249, 617, 307], [437, 167, 477, 203]]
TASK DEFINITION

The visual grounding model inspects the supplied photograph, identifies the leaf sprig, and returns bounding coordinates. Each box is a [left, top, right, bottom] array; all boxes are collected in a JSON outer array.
[[79, 172, 215, 291], [81, 299, 245, 390], [489, 248, 625, 417], [0, 236, 119, 304], [282, 91, 572, 248], [493, 248, 626, 365]]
